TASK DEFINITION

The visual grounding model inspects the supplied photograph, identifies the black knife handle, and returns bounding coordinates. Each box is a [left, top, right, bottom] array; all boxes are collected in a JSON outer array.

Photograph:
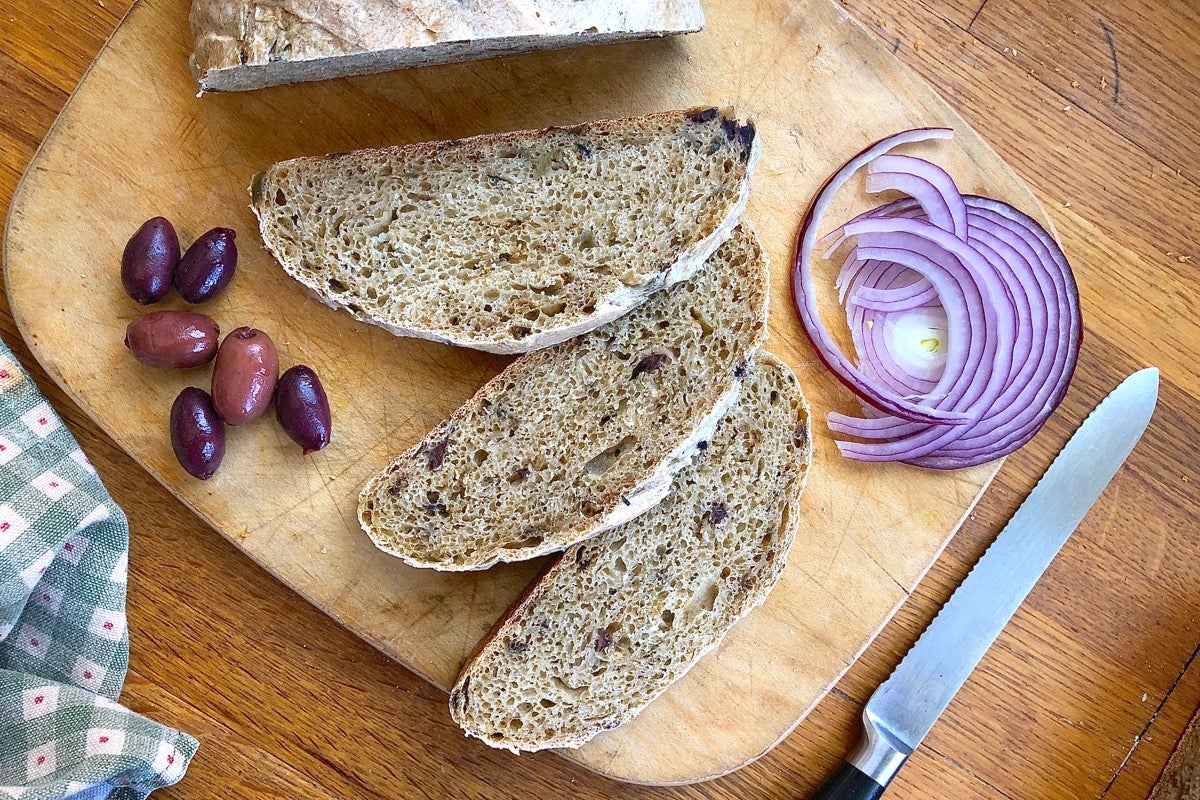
[[809, 761, 887, 800]]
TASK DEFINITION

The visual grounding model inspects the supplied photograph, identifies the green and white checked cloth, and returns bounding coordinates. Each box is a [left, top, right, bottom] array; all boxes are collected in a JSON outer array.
[[0, 341, 197, 799]]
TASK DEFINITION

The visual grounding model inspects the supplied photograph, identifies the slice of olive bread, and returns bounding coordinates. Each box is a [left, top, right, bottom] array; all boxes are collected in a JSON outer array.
[[189, 0, 705, 93], [252, 107, 759, 354], [358, 225, 769, 570], [449, 352, 812, 752]]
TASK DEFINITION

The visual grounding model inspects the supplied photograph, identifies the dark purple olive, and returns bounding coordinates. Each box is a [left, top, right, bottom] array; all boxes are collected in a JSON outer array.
[[276, 365, 332, 454], [175, 227, 237, 303], [121, 216, 180, 304], [211, 327, 278, 425], [171, 387, 225, 480], [125, 311, 219, 368]]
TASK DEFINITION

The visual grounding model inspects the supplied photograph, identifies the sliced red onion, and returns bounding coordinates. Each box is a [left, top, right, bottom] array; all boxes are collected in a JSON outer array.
[[791, 130, 1082, 468], [867, 154, 967, 239], [792, 128, 969, 426], [851, 276, 937, 312]]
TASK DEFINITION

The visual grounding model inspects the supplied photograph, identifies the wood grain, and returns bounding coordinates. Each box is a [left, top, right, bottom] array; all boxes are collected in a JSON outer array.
[[0, 0, 1197, 797], [3, 0, 1036, 784]]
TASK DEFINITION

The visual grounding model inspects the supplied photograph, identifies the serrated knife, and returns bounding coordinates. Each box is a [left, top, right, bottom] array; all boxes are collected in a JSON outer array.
[[810, 367, 1160, 799]]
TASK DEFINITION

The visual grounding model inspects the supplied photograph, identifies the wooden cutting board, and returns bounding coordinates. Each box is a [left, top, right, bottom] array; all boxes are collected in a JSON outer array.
[[3, 0, 1037, 784]]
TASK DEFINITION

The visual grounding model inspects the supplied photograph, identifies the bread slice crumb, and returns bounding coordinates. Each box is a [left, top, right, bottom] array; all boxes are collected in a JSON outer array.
[[449, 352, 812, 751], [358, 225, 769, 570], [252, 108, 759, 353]]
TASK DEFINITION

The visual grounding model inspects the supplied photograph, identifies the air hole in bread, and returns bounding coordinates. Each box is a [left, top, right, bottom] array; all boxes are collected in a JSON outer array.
[[690, 307, 715, 337], [584, 436, 638, 477], [550, 676, 583, 698], [502, 532, 544, 550], [686, 579, 720, 615]]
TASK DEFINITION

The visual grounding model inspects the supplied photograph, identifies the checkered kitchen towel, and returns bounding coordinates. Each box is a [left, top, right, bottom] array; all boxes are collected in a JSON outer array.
[[0, 341, 196, 799]]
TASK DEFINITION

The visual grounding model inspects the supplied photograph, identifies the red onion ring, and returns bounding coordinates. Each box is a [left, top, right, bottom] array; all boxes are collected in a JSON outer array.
[[790, 129, 1082, 469]]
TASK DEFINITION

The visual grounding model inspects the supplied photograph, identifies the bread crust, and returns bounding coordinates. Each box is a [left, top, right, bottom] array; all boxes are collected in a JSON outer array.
[[190, 0, 705, 92]]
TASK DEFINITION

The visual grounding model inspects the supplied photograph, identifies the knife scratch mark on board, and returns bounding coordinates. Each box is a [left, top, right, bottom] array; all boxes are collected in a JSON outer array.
[[860, 540, 906, 595], [1143, 518, 1169, 581]]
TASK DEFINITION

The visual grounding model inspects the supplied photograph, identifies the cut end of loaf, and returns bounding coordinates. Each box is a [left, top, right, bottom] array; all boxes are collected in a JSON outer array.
[[449, 353, 812, 752], [252, 107, 758, 353]]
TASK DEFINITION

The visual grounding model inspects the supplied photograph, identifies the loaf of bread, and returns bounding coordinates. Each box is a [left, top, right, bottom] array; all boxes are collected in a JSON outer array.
[[252, 108, 759, 354], [448, 352, 811, 752], [358, 225, 769, 570], [190, 0, 705, 93]]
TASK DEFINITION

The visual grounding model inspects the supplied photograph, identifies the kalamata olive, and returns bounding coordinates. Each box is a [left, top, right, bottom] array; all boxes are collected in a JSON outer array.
[[171, 387, 225, 479], [276, 365, 332, 454], [175, 227, 237, 303], [124, 311, 219, 368], [121, 216, 179, 304], [211, 326, 278, 425]]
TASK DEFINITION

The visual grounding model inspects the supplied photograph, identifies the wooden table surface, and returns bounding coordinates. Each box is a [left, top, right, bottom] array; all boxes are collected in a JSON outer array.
[[2, 1, 1197, 798]]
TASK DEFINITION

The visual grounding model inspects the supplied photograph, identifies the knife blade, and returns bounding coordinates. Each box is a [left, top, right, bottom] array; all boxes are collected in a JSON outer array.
[[809, 367, 1160, 800]]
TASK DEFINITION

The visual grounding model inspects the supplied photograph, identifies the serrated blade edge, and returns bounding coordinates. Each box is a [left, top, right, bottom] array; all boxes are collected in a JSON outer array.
[[863, 367, 1160, 753]]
